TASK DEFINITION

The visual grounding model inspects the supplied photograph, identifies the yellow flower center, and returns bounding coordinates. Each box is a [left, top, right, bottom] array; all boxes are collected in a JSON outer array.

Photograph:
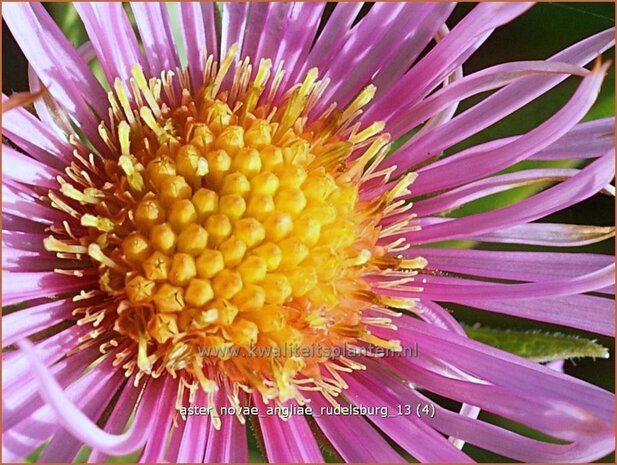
[[45, 45, 426, 410]]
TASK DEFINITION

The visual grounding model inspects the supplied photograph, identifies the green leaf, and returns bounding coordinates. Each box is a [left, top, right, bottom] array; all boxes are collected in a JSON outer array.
[[462, 324, 609, 363]]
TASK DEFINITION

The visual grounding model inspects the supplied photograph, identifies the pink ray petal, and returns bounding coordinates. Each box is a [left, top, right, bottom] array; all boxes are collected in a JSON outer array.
[[203, 389, 249, 462], [343, 371, 473, 462], [367, 2, 533, 126], [16, 338, 167, 456], [386, 27, 614, 171], [254, 394, 324, 462], [406, 149, 614, 243], [74, 3, 145, 87], [456, 294, 614, 336], [415, 247, 614, 282], [2, 298, 78, 347], [2, 2, 108, 140], [176, 389, 209, 462], [306, 391, 405, 462], [132, 3, 180, 78], [532, 117, 614, 160]]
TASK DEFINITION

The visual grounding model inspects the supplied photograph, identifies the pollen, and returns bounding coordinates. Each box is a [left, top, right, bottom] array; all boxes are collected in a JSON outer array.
[[45, 45, 428, 410]]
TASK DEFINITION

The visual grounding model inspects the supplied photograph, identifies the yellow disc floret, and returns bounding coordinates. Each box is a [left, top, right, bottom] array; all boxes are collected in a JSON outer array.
[[44, 46, 427, 410]]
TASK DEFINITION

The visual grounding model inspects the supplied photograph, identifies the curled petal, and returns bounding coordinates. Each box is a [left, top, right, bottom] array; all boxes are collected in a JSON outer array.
[[469, 222, 615, 246], [456, 294, 615, 336], [385, 27, 614, 171], [15, 339, 165, 456], [378, 264, 614, 301], [406, 149, 614, 243], [532, 117, 615, 160]]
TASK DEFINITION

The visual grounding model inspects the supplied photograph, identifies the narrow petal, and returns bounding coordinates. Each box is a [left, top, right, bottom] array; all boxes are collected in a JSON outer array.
[[219, 3, 250, 58], [2, 231, 47, 252], [132, 2, 179, 77], [16, 338, 166, 456], [406, 150, 614, 243], [343, 371, 473, 462], [2, 430, 41, 462], [315, 2, 409, 108], [469, 222, 615, 246], [38, 368, 126, 462], [306, 392, 405, 462], [409, 301, 484, 451], [400, 63, 609, 192], [410, 168, 581, 217], [6, 348, 122, 441], [178, 2, 217, 91], [2, 298, 78, 347], [178, 2, 206, 90], [2, 181, 65, 226], [532, 117, 615, 160], [387, 27, 614, 170], [2, 95, 72, 168], [376, 317, 613, 420], [88, 382, 142, 462], [415, 248, 614, 282], [274, 3, 325, 92], [372, 4, 456, 96], [3, 346, 100, 433], [163, 415, 187, 462], [203, 390, 248, 462], [367, 353, 613, 462], [378, 265, 614, 301], [366, 2, 533, 125], [2, 145, 61, 189], [2, 214, 48, 234], [176, 390, 209, 462], [299, 3, 364, 78], [201, 3, 218, 60], [2, 3, 106, 141], [326, 4, 456, 111], [2, 245, 79, 272], [5, 349, 124, 459], [456, 294, 614, 336], [2, 270, 96, 306], [254, 395, 323, 462], [138, 377, 178, 462], [250, 3, 293, 67], [74, 3, 145, 85], [378, 318, 614, 424], [239, 3, 274, 63], [3, 325, 89, 393], [393, 61, 588, 137]]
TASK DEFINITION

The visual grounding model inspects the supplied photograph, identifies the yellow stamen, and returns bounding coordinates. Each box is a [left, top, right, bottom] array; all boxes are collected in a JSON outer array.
[[131, 64, 161, 117], [45, 46, 428, 417], [118, 154, 145, 193], [113, 79, 135, 124], [81, 214, 115, 232], [43, 236, 87, 255], [342, 84, 376, 122]]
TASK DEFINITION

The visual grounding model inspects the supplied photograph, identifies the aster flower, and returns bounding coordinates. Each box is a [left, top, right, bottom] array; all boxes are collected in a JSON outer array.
[[2, 2, 615, 463]]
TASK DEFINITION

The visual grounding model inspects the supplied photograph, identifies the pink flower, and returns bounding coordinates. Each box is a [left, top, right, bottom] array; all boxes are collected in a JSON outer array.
[[2, 2, 614, 462]]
